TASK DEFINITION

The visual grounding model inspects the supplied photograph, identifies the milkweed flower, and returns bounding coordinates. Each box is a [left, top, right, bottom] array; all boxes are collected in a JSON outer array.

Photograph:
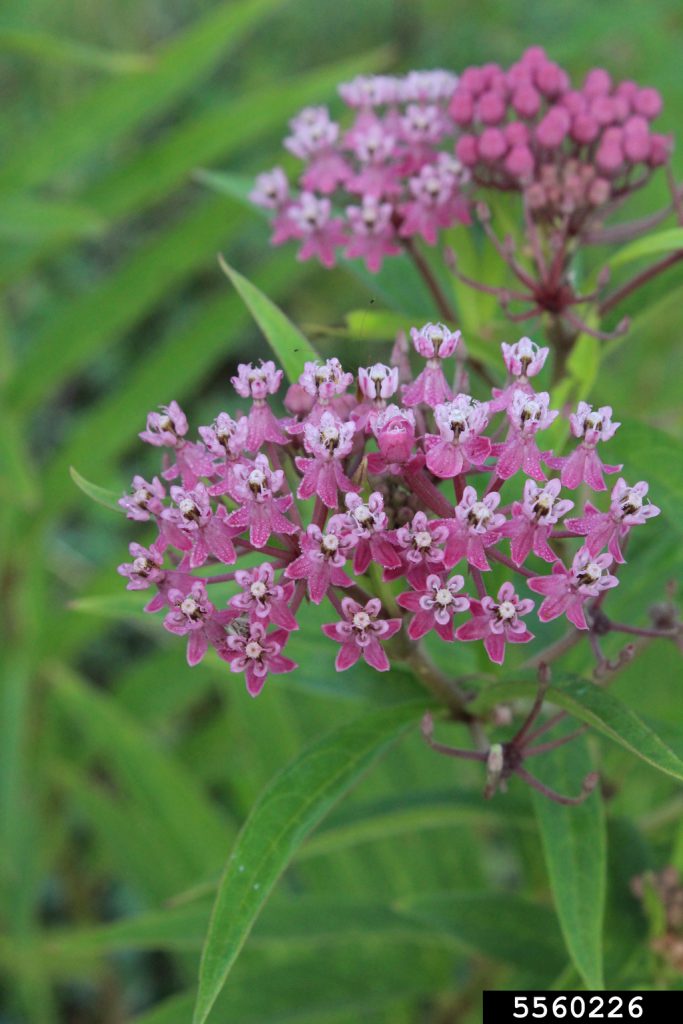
[[528, 548, 619, 629], [398, 573, 469, 641], [322, 597, 402, 672], [455, 582, 534, 664], [566, 478, 660, 561]]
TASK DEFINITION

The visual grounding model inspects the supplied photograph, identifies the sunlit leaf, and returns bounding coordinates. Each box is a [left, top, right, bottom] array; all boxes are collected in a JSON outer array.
[[69, 467, 123, 514]]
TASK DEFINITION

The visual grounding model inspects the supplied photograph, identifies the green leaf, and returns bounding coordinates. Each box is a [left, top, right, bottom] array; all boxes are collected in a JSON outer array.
[[396, 891, 567, 977], [343, 309, 419, 342], [0, 196, 104, 242], [531, 733, 606, 989], [217, 256, 319, 382], [0, 28, 152, 74], [471, 676, 683, 783], [69, 467, 123, 514], [192, 700, 427, 1024], [610, 228, 683, 268]]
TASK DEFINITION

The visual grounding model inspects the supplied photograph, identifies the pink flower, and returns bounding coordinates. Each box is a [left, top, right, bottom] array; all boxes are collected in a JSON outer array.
[[424, 394, 491, 478], [161, 484, 237, 569], [322, 597, 402, 672], [402, 323, 460, 407], [345, 197, 401, 272], [528, 548, 619, 629], [354, 363, 399, 432], [287, 193, 347, 268], [440, 486, 506, 572], [285, 518, 354, 604], [119, 475, 166, 522], [566, 478, 660, 562], [398, 572, 469, 641], [118, 542, 165, 591], [342, 492, 402, 574], [224, 623, 297, 697], [163, 581, 231, 667], [385, 510, 449, 588], [490, 337, 550, 412], [139, 401, 213, 488], [296, 412, 358, 508], [399, 161, 470, 245], [230, 361, 288, 450], [500, 479, 573, 566], [249, 167, 289, 209], [338, 74, 400, 109], [455, 581, 535, 664], [228, 563, 298, 631], [199, 413, 249, 498], [225, 454, 298, 549], [545, 402, 621, 490], [368, 404, 416, 472], [496, 390, 558, 481], [298, 357, 354, 403]]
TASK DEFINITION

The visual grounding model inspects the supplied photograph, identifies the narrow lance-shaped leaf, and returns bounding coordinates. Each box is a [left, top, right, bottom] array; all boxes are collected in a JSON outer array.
[[192, 700, 428, 1024], [531, 732, 606, 989], [217, 256, 319, 383], [69, 467, 124, 514], [471, 675, 683, 783], [610, 227, 683, 268]]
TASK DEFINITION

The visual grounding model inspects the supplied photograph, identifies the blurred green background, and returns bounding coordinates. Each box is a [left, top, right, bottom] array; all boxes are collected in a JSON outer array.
[[2, 1, 683, 1022]]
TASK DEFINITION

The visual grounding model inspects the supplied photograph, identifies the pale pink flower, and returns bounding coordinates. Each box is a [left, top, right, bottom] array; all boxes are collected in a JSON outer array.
[[200, 413, 249, 498], [139, 400, 188, 447], [455, 581, 535, 664], [117, 542, 165, 591], [338, 74, 400, 109], [119, 475, 165, 522], [402, 323, 460, 407], [386, 510, 449, 588], [342, 492, 401, 574], [224, 623, 297, 697], [490, 337, 550, 411], [424, 394, 491, 478], [139, 401, 213, 489], [397, 572, 469, 641], [440, 485, 506, 572], [399, 162, 470, 244], [545, 402, 621, 490], [322, 597, 402, 672], [228, 562, 298, 631], [354, 363, 399, 432], [225, 454, 298, 549], [287, 193, 347, 268], [566, 478, 660, 562], [230, 361, 288, 450], [285, 517, 354, 603], [162, 485, 236, 569], [295, 412, 358, 508], [249, 167, 289, 210], [368, 404, 416, 472], [496, 390, 558, 481], [500, 479, 573, 565], [528, 548, 619, 629], [163, 581, 231, 667], [345, 197, 401, 272], [298, 358, 354, 402]]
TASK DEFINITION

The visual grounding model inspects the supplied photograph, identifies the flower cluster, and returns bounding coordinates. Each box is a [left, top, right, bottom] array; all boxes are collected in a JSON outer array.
[[118, 330, 660, 697], [250, 69, 469, 271], [451, 47, 670, 232]]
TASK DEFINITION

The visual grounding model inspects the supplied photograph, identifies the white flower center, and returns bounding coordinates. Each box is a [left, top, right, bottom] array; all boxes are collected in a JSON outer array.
[[469, 502, 492, 527], [621, 490, 642, 514], [181, 598, 199, 617], [521, 400, 541, 422], [132, 557, 150, 573], [352, 504, 373, 526], [179, 498, 198, 517], [435, 588, 453, 607], [353, 611, 371, 630], [414, 530, 433, 549], [498, 601, 516, 620], [322, 533, 339, 553], [250, 581, 267, 599], [585, 414, 603, 432], [245, 640, 263, 660], [249, 469, 266, 488], [133, 487, 150, 505]]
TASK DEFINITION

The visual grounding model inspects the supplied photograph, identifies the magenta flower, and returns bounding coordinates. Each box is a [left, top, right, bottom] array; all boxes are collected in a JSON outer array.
[[424, 394, 491, 478], [402, 322, 461, 407], [345, 197, 401, 272], [199, 413, 249, 498], [119, 474, 166, 522], [440, 486, 506, 572], [161, 485, 236, 569], [118, 542, 165, 591], [496, 390, 558, 481], [385, 510, 449, 588], [225, 454, 298, 549], [500, 479, 574, 566], [398, 573, 470, 641], [224, 623, 297, 697], [230, 361, 288, 450], [398, 159, 470, 245], [296, 412, 358, 508], [346, 121, 401, 198], [322, 597, 402, 672], [545, 402, 621, 490], [285, 518, 354, 604], [490, 337, 550, 412], [368, 404, 416, 472], [528, 548, 619, 629], [288, 357, 355, 433], [284, 107, 351, 194], [342, 492, 401, 574], [354, 362, 400, 433], [286, 193, 348, 268], [139, 401, 214, 489], [228, 563, 298, 631], [455, 581, 535, 664], [249, 167, 289, 209], [163, 581, 231, 667], [566, 478, 660, 562]]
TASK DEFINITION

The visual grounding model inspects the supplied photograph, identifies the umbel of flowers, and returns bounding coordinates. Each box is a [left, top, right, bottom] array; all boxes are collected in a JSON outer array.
[[251, 50, 670, 275], [119, 329, 660, 697]]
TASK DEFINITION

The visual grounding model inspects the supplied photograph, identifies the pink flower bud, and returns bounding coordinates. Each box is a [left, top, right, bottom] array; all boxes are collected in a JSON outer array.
[[648, 133, 672, 167], [511, 85, 541, 118], [373, 404, 416, 464], [535, 108, 570, 148], [588, 178, 611, 205], [571, 113, 600, 144], [477, 90, 506, 124], [478, 127, 507, 162], [535, 62, 568, 98], [504, 121, 530, 146], [455, 134, 479, 166], [450, 90, 474, 125], [584, 68, 612, 96], [635, 87, 662, 119], [505, 145, 535, 179]]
